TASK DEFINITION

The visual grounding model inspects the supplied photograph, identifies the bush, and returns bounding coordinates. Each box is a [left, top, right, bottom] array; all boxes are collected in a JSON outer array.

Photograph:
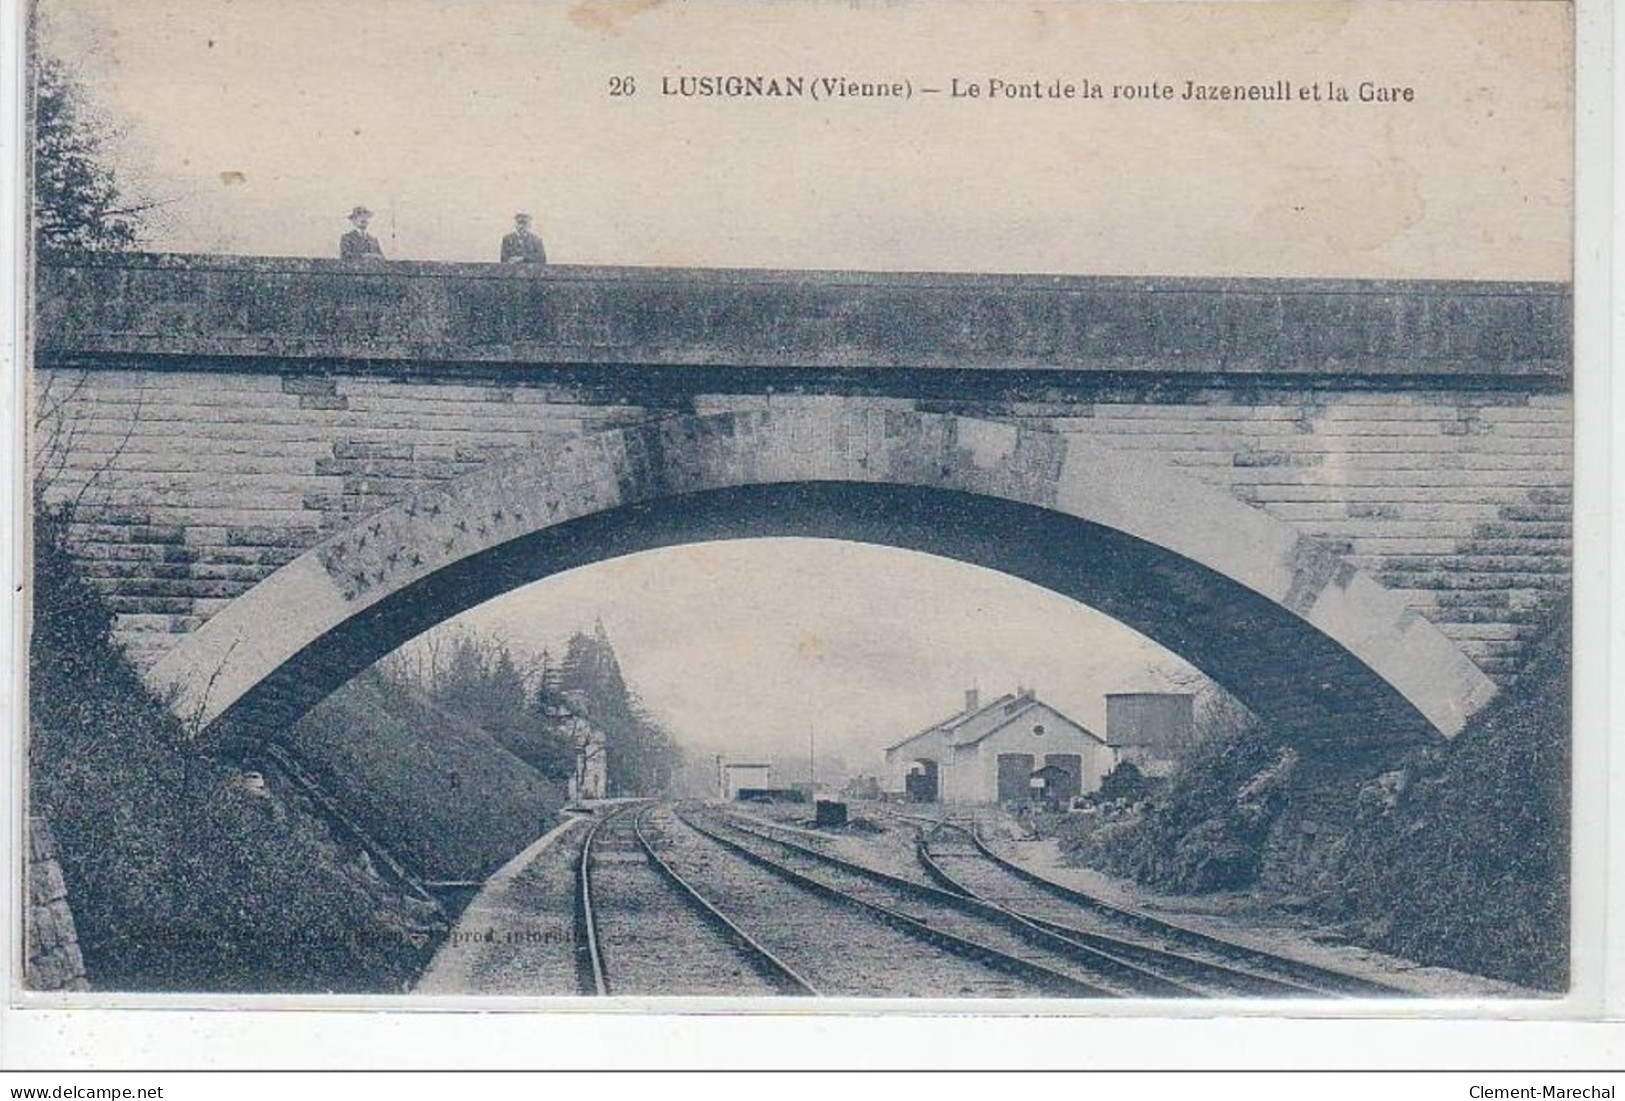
[[1072, 721, 1297, 893], [1091, 761, 1153, 806]]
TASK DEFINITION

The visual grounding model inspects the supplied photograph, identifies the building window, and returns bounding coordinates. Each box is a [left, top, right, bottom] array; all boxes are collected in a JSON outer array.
[[1032, 724, 1046, 736]]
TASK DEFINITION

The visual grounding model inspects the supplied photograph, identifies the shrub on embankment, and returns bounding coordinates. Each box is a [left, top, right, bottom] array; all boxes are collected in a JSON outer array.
[[286, 672, 564, 882], [1323, 596, 1570, 990], [1061, 723, 1299, 894], [28, 510, 442, 992], [1059, 597, 1570, 990]]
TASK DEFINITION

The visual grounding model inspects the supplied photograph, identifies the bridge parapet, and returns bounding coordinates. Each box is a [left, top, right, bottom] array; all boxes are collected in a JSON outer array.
[[36, 253, 1570, 380]]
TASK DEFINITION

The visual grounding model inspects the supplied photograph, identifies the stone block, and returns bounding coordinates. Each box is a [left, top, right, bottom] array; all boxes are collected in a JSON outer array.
[[29, 950, 64, 990], [332, 440, 416, 461], [29, 858, 67, 905], [227, 526, 323, 547], [104, 595, 195, 615], [281, 376, 338, 396], [35, 903, 62, 952], [1233, 451, 1323, 468], [28, 821, 52, 861], [1346, 502, 1403, 520], [127, 525, 187, 545], [298, 393, 349, 411]]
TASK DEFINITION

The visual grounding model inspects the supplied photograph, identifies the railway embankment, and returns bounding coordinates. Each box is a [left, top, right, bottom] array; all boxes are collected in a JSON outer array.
[[285, 671, 565, 883], [984, 829, 1529, 998], [27, 514, 446, 992]]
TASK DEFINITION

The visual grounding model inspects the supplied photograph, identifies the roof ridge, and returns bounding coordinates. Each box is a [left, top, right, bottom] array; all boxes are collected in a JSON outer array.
[[883, 689, 1023, 752], [950, 697, 1041, 746], [945, 691, 1019, 728], [956, 698, 1110, 748]]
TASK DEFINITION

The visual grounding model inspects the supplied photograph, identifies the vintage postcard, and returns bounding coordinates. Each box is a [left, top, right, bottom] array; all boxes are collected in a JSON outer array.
[[13, 0, 1588, 1026]]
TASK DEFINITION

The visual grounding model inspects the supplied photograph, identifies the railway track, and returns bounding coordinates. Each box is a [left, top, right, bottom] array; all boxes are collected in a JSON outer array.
[[683, 805, 1199, 997], [574, 802, 817, 996], [896, 811, 1403, 997], [574, 801, 1400, 999], [649, 805, 1063, 997], [718, 806, 1403, 998]]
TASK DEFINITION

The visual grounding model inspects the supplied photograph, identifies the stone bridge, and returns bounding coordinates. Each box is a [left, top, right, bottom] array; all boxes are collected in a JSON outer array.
[[32, 254, 1571, 753]]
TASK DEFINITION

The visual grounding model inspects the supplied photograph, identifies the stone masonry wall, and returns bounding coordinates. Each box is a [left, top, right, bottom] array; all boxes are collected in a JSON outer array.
[[34, 367, 1569, 683], [26, 816, 90, 991]]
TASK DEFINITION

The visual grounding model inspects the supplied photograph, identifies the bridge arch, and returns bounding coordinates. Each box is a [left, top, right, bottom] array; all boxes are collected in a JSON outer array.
[[144, 407, 1498, 753]]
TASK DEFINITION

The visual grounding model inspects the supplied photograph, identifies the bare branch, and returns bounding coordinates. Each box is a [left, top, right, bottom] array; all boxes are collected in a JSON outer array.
[[183, 635, 243, 743], [63, 375, 145, 526]]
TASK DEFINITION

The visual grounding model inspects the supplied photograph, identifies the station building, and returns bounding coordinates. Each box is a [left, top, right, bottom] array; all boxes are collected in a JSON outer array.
[[883, 689, 1116, 805], [883, 688, 1195, 805]]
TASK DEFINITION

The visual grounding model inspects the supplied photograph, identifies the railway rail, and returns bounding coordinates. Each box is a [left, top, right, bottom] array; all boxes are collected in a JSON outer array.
[[887, 809, 1403, 997], [721, 806, 1402, 998], [737, 809, 1285, 995], [574, 802, 818, 996], [675, 804, 1120, 996], [570, 800, 1401, 998], [650, 805, 1063, 997]]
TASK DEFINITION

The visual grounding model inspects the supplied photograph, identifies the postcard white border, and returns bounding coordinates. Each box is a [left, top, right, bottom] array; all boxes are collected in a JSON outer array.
[[0, 0, 1617, 1069]]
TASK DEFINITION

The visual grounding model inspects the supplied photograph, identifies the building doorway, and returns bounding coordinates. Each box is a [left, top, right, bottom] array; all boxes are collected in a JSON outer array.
[[996, 753, 1036, 803], [1041, 753, 1083, 805], [905, 758, 939, 802]]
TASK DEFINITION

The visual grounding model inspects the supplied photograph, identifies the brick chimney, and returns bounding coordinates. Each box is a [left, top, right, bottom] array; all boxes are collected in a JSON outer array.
[[965, 688, 980, 714]]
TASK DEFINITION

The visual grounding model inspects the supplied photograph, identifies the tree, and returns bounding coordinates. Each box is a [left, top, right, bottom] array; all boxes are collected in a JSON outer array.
[[31, 55, 144, 252], [420, 632, 577, 783], [30, 53, 154, 507], [557, 624, 683, 796]]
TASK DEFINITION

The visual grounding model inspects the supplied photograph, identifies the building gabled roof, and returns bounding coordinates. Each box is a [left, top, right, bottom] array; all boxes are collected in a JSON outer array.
[[886, 690, 1105, 754], [883, 691, 1023, 754], [953, 698, 1108, 748], [890, 695, 1105, 753]]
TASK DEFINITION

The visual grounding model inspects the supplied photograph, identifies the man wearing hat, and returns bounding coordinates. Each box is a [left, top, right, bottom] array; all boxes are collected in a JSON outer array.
[[500, 212, 547, 264], [340, 206, 384, 260]]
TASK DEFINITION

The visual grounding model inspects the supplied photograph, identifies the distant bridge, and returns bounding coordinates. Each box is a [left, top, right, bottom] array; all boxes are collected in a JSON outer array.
[[32, 254, 1571, 752]]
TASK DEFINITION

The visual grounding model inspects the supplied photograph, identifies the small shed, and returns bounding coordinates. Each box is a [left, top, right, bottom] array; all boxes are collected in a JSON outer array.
[[1105, 693, 1194, 777], [719, 761, 773, 800]]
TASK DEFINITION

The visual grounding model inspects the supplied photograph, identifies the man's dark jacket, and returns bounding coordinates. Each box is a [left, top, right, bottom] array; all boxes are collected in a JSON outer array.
[[341, 229, 383, 259], [501, 229, 547, 264]]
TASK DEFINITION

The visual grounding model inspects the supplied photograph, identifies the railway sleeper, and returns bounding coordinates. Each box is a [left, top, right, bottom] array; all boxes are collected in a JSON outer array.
[[958, 823, 1404, 997], [720, 811, 1201, 997], [632, 807, 821, 997], [679, 808, 1114, 999]]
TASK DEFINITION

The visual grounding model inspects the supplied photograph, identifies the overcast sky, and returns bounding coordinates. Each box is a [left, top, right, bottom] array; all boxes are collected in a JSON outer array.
[[39, 0, 1571, 277], [394, 540, 1199, 770]]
